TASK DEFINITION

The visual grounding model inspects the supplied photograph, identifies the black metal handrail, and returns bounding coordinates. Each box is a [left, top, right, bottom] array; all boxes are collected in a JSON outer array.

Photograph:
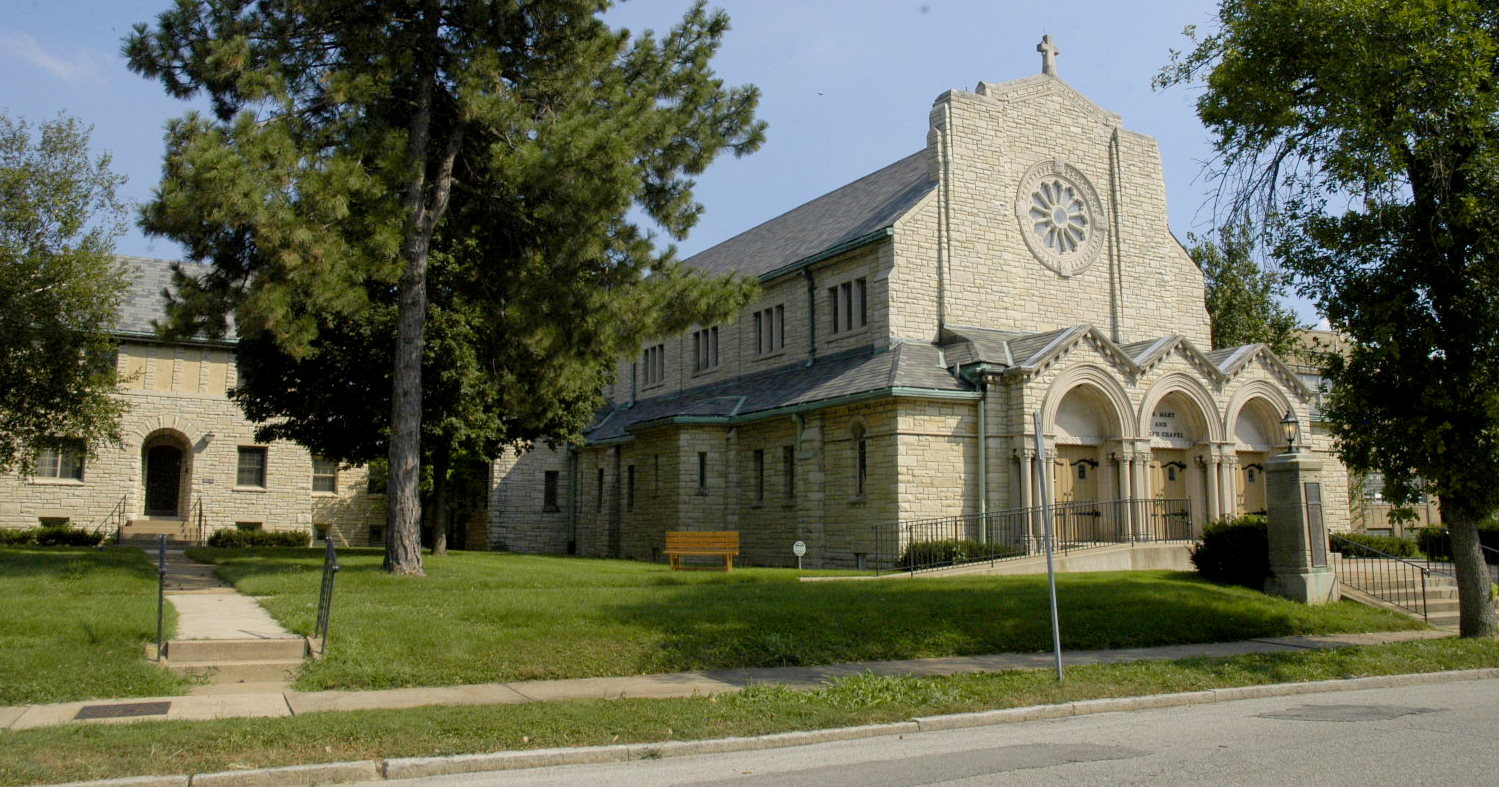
[[873, 498, 1192, 575], [189, 497, 206, 546], [89, 495, 128, 544], [313, 536, 339, 656], [1330, 534, 1430, 620]]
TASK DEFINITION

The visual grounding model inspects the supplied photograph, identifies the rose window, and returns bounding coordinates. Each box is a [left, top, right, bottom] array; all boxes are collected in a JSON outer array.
[[1029, 179, 1089, 254]]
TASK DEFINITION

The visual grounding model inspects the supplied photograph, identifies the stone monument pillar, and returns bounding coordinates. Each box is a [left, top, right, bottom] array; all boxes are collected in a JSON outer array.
[[1264, 450, 1338, 604]]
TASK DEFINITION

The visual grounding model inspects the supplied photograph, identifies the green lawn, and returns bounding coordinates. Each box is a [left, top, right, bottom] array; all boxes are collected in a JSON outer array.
[[0, 548, 189, 705], [1, 636, 1493, 787], [187, 549, 1424, 691]]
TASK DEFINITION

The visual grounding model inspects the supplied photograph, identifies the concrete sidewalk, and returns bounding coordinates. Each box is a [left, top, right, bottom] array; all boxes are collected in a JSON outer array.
[[0, 628, 1449, 731]]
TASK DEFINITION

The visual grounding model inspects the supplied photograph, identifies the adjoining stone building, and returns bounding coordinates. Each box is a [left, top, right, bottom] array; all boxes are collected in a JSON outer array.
[[0, 256, 386, 545], [486, 42, 1346, 568]]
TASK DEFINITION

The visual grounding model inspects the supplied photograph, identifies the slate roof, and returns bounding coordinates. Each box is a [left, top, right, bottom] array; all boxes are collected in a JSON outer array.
[[682, 151, 936, 279], [115, 256, 177, 336], [586, 342, 966, 443], [114, 255, 233, 340]]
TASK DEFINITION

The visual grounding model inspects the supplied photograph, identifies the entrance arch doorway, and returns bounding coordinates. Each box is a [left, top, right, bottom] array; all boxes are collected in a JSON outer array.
[[1145, 389, 1211, 538], [142, 431, 192, 517], [1233, 398, 1282, 516], [1050, 382, 1124, 544]]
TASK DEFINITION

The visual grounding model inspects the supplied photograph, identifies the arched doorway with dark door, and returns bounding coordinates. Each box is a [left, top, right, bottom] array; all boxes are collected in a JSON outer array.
[[142, 430, 192, 517]]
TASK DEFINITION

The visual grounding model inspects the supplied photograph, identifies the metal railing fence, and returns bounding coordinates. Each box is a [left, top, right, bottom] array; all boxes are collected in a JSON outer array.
[[874, 498, 1192, 575], [1329, 533, 1431, 621], [313, 536, 340, 656]]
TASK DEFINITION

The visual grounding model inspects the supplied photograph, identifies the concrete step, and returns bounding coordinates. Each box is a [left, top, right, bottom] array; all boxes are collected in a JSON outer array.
[[166, 638, 306, 662], [166, 659, 303, 683]]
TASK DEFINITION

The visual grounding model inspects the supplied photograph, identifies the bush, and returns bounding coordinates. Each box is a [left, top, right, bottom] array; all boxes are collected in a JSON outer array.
[[898, 538, 1021, 569], [1190, 515, 1270, 589], [1329, 531, 1418, 558], [1418, 523, 1499, 564], [0, 527, 102, 546], [206, 528, 311, 548]]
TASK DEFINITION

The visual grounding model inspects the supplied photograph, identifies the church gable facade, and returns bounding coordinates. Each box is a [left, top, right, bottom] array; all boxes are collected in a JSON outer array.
[[487, 45, 1347, 568]]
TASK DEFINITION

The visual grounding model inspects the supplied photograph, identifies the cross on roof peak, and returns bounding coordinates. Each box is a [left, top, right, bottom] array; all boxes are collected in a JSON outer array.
[[1037, 34, 1059, 77]]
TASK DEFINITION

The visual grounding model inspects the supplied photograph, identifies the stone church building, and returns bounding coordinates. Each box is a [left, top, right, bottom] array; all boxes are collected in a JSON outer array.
[[0, 256, 386, 545], [486, 40, 1342, 569]]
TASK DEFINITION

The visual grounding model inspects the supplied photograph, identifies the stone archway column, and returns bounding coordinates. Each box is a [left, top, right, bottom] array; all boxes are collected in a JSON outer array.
[[1130, 448, 1151, 541], [1221, 455, 1240, 517], [1016, 448, 1035, 553], [1205, 450, 1221, 523]]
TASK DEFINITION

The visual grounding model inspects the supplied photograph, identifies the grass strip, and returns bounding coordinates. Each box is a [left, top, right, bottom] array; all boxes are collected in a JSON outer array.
[[2, 637, 1494, 786], [186, 549, 1422, 691], [0, 548, 188, 705]]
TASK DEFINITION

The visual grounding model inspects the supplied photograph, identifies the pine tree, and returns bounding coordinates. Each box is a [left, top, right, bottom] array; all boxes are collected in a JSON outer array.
[[127, 0, 765, 574]]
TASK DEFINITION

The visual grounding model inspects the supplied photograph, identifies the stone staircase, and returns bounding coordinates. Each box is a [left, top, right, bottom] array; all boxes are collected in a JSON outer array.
[[119, 516, 200, 546], [150, 549, 308, 694], [1335, 555, 1460, 629]]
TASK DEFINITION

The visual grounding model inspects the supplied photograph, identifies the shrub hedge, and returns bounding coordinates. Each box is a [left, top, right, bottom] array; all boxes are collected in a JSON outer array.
[[0, 527, 104, 547], [205, 528, 311, 548], [1328, 531, 1418, 558], [1189, 515, 1270, 590], [898, 538, 1023, 569], [1417, 523, 1499, 564]]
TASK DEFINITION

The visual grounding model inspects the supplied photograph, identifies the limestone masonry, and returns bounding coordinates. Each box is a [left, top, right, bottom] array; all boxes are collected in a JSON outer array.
[[486, 45, 1349, 568]]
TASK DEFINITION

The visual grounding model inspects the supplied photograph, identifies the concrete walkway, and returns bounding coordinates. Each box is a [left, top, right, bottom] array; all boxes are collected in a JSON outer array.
[[159, 549, 296, 641], [0, 628, 1449, 731]]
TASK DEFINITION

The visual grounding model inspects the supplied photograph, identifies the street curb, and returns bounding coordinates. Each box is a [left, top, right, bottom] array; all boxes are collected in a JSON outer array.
[[45, 668, 1499, 787]]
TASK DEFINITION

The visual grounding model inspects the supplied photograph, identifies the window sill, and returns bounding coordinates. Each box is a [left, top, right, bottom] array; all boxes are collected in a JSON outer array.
[[689, 367, 720, 378], [312, 491, 338, 498], [826, 325, 871, 344], [848, 495, 867, 505], [29, 478, 84, 486], [233, 486, 268, 493], [696, 489, 709, 496], [754, 349, 787, 362]]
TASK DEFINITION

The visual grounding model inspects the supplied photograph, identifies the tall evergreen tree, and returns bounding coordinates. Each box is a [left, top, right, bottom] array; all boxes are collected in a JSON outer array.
[[1189, 225, 1302, 357], [1160, 0, 1499, 636], [126, 0, 765, 574], [0, 112, 129, 473]]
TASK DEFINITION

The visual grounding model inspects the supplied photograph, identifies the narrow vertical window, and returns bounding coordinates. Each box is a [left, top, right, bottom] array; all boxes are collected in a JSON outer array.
[[653, 454, 661, 495], [543, 470, 560, 512], [841, 282, 853, 332], [753, 449, 765, 504], [754, 311, 764, 355], [828, 286, 840, 334], [852, 424, 867, 497], [782, 445, 796, 500], [626, 465, 636, 511], [237, 447, 267, 488], [596, 467, 605, 511], [697, 451, 708, 494], [775, 304, 785, 349], [856, 277, 868, 327], [311, 456, 338, 492]]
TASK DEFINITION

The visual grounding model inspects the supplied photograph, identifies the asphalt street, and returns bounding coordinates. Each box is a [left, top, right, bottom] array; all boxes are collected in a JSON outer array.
[[380, 678, 1499, 786]]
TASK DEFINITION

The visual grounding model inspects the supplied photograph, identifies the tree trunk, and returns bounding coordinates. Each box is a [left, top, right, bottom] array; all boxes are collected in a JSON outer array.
[[1443, 500, 1498, 638], [432, 441, 449, 557], [386, 228, 429, 575]]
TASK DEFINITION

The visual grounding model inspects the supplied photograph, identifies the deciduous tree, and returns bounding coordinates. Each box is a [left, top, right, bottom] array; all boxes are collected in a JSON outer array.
[[127, 0, 765, 574], [0, 113, 128, 473], [1190, 225, 1302, 357], [1160, 0, 1499, 636]]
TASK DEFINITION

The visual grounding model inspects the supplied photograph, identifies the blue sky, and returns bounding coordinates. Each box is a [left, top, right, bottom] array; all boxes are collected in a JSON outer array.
[[4, 1, 1311, 319]]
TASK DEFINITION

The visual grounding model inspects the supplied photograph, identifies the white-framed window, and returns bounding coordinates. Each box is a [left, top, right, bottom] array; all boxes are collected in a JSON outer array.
[[237, 447, 268, 488], [753, 305, 785, 355], [828, 278, 868, 334], [693, 326, 720, 372], [35, 440, 85, 481], [311, 456, 338, 493], [642, 344, 666, 386]]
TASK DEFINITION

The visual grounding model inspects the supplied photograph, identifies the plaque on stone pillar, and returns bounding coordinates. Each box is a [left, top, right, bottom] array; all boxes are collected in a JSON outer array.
[[1264, 452, 1337, 604]]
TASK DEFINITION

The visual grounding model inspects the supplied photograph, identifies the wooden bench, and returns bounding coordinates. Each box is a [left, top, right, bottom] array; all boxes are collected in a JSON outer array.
[[664, 530, 740, 571]]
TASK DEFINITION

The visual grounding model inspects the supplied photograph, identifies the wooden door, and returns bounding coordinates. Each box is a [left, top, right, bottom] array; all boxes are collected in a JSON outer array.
[[144, 445, 182, 516]]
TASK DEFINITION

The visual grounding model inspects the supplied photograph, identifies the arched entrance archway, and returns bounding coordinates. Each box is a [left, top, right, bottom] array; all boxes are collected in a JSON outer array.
[[1144, 390, 1212, 538], [142, 430, 192, 517], [1233, 398, 1282, 516], [1050, 383, 1124, 544]]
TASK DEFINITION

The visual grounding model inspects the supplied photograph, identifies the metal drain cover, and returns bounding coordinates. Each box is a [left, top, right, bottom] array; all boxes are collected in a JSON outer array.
[[1256, 704, 1440, 722], [75, 701, 172, 720]]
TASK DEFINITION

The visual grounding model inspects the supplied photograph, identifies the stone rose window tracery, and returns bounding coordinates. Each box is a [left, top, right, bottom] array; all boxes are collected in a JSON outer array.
[[1014, 160, 1107, 277]]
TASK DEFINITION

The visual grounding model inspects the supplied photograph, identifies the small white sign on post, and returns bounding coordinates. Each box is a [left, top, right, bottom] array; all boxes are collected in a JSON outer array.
[[792, 540, 806, 570]]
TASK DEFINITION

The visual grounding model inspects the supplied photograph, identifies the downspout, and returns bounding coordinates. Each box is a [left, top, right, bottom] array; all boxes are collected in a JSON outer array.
[[976, 371, 988, 544], [802, 268, 817, 366]]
